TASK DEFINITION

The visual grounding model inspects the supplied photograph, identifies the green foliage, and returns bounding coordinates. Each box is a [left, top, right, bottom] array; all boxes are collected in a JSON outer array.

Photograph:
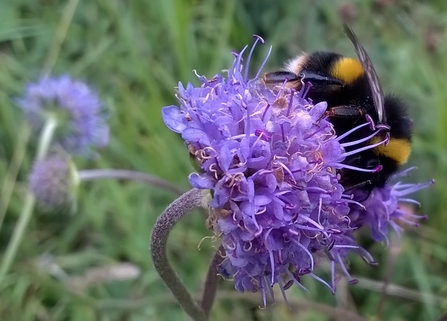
[[1, 0, 446, 320]]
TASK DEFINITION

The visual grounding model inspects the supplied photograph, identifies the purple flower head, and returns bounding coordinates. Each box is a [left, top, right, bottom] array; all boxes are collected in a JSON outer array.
[[162, 37, 431, 303], [349, 168, 434, 245], [29, 154, 76, 208], [17, 76, 109, 154]]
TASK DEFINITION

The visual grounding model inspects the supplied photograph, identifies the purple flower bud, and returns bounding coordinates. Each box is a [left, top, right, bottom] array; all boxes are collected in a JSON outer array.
[[16, 76, 109, 155], [29, 155, 75, 208]]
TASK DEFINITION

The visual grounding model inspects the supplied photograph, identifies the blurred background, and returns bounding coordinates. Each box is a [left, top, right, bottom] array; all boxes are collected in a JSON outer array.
[[1, 0, 447, 320]]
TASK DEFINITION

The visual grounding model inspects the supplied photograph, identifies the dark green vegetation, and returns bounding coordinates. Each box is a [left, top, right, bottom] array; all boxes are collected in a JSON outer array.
[[1, 0, 446, 320]]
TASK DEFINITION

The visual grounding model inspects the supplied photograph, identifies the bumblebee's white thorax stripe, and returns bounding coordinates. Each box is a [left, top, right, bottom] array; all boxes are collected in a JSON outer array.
[[285, 53, 309, 74]]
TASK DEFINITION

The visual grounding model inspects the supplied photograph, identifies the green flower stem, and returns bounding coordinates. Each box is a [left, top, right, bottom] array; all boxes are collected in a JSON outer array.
[[78, 169, 184, 196], [0, 123, 31, 233], [200, 244, 224, 318], [42, 0, 80, 76], [0, 118, 57, 283], [36, 117, 58, 160], [150, 189, 209, 321]]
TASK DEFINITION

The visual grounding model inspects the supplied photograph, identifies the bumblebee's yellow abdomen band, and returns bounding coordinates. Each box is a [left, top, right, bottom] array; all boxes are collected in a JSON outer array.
[[331, 57, 364, 84], [372, 137, 412, 165]]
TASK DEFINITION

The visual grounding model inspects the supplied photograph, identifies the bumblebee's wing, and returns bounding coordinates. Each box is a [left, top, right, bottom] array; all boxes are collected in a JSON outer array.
[[343, 24, 386, 125]]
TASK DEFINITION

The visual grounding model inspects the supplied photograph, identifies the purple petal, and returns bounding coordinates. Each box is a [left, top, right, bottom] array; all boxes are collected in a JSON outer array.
[[162, 106, 187, 133]]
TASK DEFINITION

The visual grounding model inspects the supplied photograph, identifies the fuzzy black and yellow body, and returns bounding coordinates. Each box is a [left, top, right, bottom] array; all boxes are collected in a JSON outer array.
[[264, 26, 412, 192]]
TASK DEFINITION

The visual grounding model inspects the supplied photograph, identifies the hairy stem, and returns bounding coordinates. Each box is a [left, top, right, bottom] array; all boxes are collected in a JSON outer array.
[[200, 244, 225, 317], [437, 311, 447, 321], [150, 189, 208, 321], [78, 169, 184, 196]]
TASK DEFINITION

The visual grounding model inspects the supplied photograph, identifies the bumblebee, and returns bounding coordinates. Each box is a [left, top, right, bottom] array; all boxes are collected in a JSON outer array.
[[264, 25, 412, 193]]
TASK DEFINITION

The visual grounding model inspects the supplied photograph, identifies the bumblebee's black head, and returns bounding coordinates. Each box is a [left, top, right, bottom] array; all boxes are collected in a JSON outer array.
[[286, 52, 365, 86], [285, 52, 379, 109]]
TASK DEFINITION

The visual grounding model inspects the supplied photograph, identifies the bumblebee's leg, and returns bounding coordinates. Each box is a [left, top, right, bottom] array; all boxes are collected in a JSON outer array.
[[263, 71, 300, 83], [326, 105, 366, 118], [344, 180, 373, 202], [344, 180, 372, 192], [317, 105, 367, 124]]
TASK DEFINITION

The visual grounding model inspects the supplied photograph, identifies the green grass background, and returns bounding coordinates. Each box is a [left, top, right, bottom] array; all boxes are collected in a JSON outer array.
[[1, 0, 447, 320]]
